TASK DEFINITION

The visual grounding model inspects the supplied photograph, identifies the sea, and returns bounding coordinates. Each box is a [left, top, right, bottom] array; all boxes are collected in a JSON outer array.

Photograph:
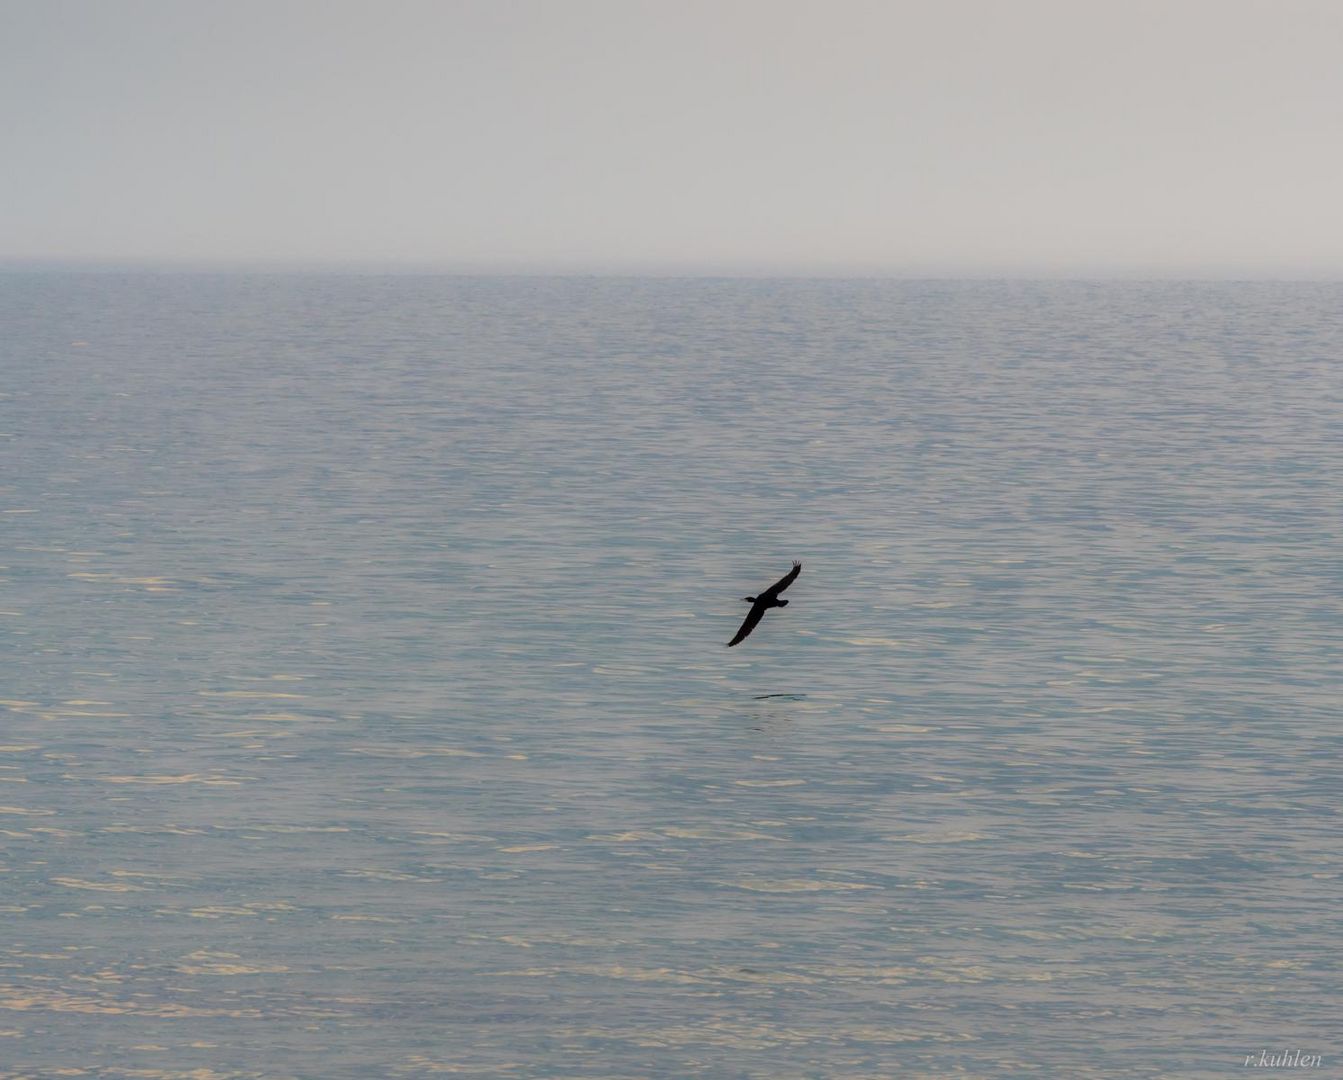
[[1, 273, 1340, 1079]]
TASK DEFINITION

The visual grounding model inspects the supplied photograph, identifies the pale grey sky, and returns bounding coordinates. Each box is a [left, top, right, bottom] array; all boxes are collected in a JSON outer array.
[[4, 0, 1342, 275]]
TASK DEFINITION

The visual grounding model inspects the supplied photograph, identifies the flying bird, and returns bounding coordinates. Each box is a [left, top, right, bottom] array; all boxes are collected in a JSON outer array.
[[727, 561, 801, 647]]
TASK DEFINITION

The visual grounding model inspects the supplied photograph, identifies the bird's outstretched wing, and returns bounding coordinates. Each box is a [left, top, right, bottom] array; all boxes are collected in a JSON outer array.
[[762, 560, 802, 600], [727, 601, 767, 647]]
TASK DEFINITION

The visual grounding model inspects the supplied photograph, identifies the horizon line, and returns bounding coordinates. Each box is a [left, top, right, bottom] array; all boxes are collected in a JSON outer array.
[[3, 256, 1343, 283]]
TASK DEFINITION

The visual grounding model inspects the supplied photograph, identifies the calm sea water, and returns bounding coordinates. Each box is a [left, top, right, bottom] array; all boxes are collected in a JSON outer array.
[[1, 274, 1340, 1079]]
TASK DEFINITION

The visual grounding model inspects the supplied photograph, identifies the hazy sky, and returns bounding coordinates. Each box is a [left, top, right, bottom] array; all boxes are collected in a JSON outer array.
[[4, 0, 1342, 274]]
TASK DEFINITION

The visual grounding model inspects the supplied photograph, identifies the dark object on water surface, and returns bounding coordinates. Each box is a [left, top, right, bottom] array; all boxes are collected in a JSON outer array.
[[727, 561, 801, 647]]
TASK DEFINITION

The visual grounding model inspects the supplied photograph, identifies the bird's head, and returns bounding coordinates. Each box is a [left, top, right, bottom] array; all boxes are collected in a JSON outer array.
[[777, 598, 789, 607], [743, 596, 757, 603]]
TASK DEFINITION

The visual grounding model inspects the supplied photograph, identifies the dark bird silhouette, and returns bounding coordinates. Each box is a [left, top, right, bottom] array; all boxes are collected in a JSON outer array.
[[727, 561, 801, 647]]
